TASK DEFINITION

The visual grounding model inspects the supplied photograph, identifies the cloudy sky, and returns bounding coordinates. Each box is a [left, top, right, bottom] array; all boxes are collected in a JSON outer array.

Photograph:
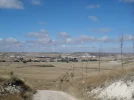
[[0, 0, 134, 52]]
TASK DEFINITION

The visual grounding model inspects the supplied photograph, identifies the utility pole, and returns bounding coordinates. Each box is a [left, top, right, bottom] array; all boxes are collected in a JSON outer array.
[[120, 33, 124, 70], [81, 61, 83, 80], [132, 34, 134, 61], [98, 45, 101, 71]]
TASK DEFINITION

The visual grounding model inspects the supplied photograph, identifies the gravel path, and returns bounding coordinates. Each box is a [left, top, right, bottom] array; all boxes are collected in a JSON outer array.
[[33, 90, 77, 100]]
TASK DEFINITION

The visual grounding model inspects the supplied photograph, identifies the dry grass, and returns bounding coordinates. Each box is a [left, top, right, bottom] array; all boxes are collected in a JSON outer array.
[[61, 68, 134, 100], [0, 94, 23, 100], [86, 69, 134, 86], [0, 73, 35, 100], [73, 69, 128, 92], [0, 76, 23, 100], [0, 61, 134, 100]]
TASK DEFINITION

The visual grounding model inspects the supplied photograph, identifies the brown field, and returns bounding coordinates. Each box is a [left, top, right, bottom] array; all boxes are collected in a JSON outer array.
[[0, 60, 134, 90]]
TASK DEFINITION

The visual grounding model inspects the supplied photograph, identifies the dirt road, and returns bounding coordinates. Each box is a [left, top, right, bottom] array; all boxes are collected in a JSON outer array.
[[33, 90, 77, 100]]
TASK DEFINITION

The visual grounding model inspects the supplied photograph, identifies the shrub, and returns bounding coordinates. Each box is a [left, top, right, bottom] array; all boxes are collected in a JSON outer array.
[[38, 64, 55, 67], [14, 60, 19, 62], [1, 60, 6, 62], [89, 59, 98, 61], [0, 71, 35, 100], [26, 59, 32, 62], [23, 61, 27, 64], [33, 60, 40, 62]]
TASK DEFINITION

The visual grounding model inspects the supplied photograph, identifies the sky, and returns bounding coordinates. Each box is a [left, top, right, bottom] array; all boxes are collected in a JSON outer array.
[[0, 0, 134, 52]]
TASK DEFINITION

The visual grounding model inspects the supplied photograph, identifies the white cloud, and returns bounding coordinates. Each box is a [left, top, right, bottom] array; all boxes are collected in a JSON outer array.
[[65, 38, 73, 43], [120, 0, 134, 3], [27, 29, 54, 46], [5, 37, 18, 43], [61, 45, 66, 48], [98, 36, 113, 42], [88, 16, 99, 22], [0, 0, 23, 9], [123, 35, 134, 41], [0, 35, 121, 52], [28, 29, 48, 38], [0, 37, 21, 48], [0, 38, 3, 41], [63, 35, 95, 44], [37, 38, 52, 44], [1, 32, 131, 52], [31, 0, 41, 5], [75, 35, 95, 43], [89, 28, 111, 33], [62, 35, 115, 45], [57, 32, 70, 39], [87, 4, 100, 9]]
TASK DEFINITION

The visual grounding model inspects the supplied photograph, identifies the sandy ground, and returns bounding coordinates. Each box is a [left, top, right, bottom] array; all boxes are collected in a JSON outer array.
[[90, 78, 134, 100], [33, 90, 77, 100]]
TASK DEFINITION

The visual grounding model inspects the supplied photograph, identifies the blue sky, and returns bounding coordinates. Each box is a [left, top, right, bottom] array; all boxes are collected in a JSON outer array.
[[0, 0, 134, 52]]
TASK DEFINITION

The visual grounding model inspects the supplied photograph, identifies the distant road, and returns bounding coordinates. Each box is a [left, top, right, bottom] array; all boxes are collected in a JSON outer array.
[[74, 67, 115, 70]]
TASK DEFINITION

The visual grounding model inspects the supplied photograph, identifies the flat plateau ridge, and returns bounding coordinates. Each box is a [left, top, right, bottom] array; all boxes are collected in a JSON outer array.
[[33, 90, 77, 100]]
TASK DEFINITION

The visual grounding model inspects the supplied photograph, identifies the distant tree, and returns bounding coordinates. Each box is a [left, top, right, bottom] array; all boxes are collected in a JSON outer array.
[[23, 60, 27, 64], [19, 58, 24, 61], [89, 59, 98, 61], [58, 55, 62, 58], [27, 59, 32, 62], [33, 60, 40, 62], [1, 60, 6, 62], [81, 59, 88, 62], [14, 60, 19, 62]]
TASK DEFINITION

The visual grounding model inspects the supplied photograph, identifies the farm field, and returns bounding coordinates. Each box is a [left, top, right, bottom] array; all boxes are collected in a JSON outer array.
[[0, 61, 134, 90]]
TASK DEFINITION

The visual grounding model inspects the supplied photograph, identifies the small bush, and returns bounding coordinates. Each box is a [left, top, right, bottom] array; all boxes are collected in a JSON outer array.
[[38, 64, 55, 67], [27, 59, 32, 62], [89, 59, 98, 61], [1, 60, 6, 62], [23, 61, 27, 64], [33, 60, 40, 62], [14, 60, 19, 62]]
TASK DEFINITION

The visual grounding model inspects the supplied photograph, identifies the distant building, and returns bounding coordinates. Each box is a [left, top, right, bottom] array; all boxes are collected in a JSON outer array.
[[36, 57, 56, 62], [10, 55, 15, 58]]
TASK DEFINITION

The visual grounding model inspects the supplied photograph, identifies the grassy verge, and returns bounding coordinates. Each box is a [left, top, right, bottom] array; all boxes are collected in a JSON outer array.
[[0, 72, 36, 100], [0, 94, 23, 100], [60, 68, 134, 100]]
